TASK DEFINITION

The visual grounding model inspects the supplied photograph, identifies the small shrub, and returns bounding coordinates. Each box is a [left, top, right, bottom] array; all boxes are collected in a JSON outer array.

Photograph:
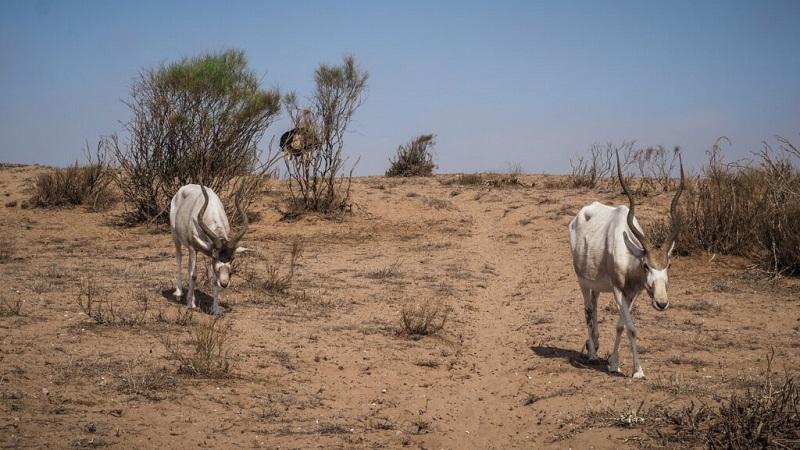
[[400, 299, 450, 337], [422, 197, 453, 210], [441, 173, 483, 186], [31, 142, 115, 210], [0, 290, 23, 316], [116, 363, 177, 401], [282, 55, 368, 217], [705, 364, 799, 448], [163, 317, 235, 378], [262, 241, 303, 295], [364, 261, 402, 280], [386, 134, 436, 177], [0, 236, 14, 263], [76, 276, 115, 324], [624, 352, 800, 448]]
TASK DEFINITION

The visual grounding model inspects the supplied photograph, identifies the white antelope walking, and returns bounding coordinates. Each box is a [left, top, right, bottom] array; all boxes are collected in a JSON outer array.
[[169, 184, 249, 315], [568, 152, 685, 378]]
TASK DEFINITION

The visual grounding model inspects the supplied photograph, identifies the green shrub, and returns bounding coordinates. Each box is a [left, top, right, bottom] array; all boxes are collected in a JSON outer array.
[[386, 134, 436, 177]]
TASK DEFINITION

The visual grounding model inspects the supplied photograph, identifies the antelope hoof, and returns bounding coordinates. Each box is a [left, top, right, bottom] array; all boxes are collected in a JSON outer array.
[[607, 355, 620, 374], [173, 289, 183, 298], [632, 369, 646, 379]]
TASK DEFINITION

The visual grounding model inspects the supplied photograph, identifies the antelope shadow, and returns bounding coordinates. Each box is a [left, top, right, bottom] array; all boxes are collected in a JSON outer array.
[[530, 345, 617, 375]]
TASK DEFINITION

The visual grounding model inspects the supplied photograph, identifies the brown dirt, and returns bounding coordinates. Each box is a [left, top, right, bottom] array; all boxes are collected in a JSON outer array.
[[1, 165, 798, 449]]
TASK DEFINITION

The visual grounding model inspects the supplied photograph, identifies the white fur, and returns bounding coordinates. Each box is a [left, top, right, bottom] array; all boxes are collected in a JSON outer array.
[[568, 201, 671, 379], [169, 184, 232, 314]]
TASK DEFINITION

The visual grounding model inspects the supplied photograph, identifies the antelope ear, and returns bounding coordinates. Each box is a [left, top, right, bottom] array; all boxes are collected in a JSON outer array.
[[235, 246, 252, 254], [667, 240, 676, 257], [623, 231, 646, 258]]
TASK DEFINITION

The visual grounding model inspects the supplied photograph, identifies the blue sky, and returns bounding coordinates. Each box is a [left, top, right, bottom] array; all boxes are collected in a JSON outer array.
[[1, 0, 798, 174]]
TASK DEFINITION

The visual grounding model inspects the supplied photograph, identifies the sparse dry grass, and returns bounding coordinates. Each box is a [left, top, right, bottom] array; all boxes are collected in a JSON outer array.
[[31, 146, 116, 211], [162, 317, 235, 378], [262, 241, 303, 295], [422, 196, 454, 210], [400, 299, 450, 338], [115, 362, 177, 401], [0, 235, 15, 263], [0, 290, 23, 316], [587, 353, 800, 449], [76, 277, 150, 325], [440, 173, 483, 186], [364, 261, 402, 280]]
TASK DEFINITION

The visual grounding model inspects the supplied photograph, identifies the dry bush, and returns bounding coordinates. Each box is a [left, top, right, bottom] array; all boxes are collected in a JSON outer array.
[[679, 137, 800, 275], [262, 241, 303, 295], [365, 261, 402, 280], [422, 196, 453, 210], [400, 299, 451, 337], [386, 134, 436, 177], [0, 235, 14, 263], [483, 163, 529, 188], [0, 291, 23, 316], [569, 142, 679, 194], [76, 276, 114, 324], [606, 353, 800, 449], [282, 56, 368, 218], [31, 142, 115, 211], [115, 362, 177, 401], [441, 173, 483, 186], [569, 142, 635, 189], [111, 49, 281, 224], [163, 317, 235, 378]]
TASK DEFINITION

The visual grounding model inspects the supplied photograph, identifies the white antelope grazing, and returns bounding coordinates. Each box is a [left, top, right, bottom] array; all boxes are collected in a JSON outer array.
[[170, 184, 249, 314], [568, 152, 685, 378]]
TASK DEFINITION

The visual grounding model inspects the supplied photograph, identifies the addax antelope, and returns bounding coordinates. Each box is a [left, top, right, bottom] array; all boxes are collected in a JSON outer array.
[[170, 184, 249, 315], [568, 151, 685, 378]]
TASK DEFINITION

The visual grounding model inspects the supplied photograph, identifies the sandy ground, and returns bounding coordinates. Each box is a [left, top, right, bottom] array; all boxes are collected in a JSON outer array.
[[1, 165, 798, 449]]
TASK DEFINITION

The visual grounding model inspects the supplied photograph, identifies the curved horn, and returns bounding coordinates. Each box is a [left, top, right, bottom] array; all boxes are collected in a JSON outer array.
[[230, 182, 249, 244], [617, 150, 647, 250], [665, 150, 685, 250], [197, 185, 221, 248]]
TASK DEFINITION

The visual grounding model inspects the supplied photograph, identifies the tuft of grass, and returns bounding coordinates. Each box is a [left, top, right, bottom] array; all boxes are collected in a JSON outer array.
[[115, 362, 177, 401], [441, 173, 483, 186], [31, 144, 116, 211], [415, 359, 440, 368], [0, 236, 15, 263], [400, 299, 450, 338], [364, 261, 402, 280], [0, 290, 23, 316], [422, 196, 453, 210], [162, 317, 235, 378]]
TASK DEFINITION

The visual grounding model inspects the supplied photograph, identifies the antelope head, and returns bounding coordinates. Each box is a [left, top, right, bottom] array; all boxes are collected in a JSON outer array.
[[617, 150, 685, 311], [196, 185, 249, 288]]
